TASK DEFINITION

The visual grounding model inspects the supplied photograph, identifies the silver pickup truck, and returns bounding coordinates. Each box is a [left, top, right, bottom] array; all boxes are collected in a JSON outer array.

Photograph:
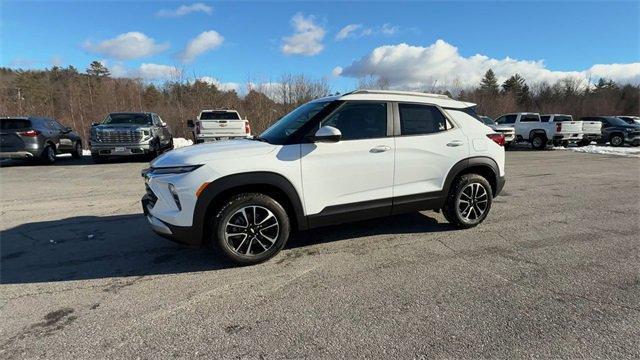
[[89, 112, 173, 163], [187, 109, 251, 143]]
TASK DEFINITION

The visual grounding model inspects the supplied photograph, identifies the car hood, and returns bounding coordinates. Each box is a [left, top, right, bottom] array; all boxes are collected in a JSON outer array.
[[93, 124, 150, 131], [151, 139, 276, 167]]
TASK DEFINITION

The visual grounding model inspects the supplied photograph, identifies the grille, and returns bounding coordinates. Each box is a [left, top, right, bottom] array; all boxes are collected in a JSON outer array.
[[145, 184, 158, 208], [96, 129, 142, 143]]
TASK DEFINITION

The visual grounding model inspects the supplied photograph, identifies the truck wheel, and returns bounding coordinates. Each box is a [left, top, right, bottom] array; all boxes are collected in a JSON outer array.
[[211, 193, 290, 265], [149, 139, 160, 159], [443, 174, 493, 229], [531, 134, 547, 150], [167, 138, 174, 151], [40, 145, 56, 164], [562, 140, 569, 147], [577, 139, 590, 147], [609, 134, 624, 147], [72, 142, 83, 159]]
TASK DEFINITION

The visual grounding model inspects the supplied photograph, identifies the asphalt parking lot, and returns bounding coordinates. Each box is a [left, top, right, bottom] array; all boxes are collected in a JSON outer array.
[[1, 150, 639, 359]]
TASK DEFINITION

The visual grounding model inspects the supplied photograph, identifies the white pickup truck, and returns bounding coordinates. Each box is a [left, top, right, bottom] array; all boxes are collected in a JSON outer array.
[[495, 112, 582, 150], [188, 109, 251, 143], [577, 118, 603, 146], [540, 114, 584, 147]]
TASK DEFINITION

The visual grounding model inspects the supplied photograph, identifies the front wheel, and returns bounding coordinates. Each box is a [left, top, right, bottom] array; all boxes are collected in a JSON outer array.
[[72, 142, 83, 159], [212, 193, 291, 265], [443, 174, 493, 229], [40, 145, 56, 164], [609, 134, 624, 147]]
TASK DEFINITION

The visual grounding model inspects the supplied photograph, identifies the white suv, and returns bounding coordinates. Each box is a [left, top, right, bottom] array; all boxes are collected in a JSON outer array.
[[142, 90, 506, 264]]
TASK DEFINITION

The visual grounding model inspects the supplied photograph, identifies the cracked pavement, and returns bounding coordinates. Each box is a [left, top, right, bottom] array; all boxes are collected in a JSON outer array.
[[1, 150, 639, 359]]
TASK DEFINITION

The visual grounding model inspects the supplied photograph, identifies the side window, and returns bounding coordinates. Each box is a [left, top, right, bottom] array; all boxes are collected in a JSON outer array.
[[321, 102, 387, 140], [48, 120, 63, 131], [504, 115, 517, 124], [398, 103, 448, 135], [540, 116, 550, 122], [495, 116, 505, 124], [520, 115, 539, 122]]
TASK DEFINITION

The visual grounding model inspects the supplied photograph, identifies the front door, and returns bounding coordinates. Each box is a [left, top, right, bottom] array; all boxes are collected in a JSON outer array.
[[300, 101, 394, 226]]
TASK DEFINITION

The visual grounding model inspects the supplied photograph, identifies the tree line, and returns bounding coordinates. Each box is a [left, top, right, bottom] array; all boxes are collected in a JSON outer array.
[[0, 62, 638, 146]]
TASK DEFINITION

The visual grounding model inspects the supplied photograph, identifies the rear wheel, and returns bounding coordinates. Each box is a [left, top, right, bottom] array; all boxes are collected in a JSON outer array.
[[211, 193, 290, 265], [531, 134, 547, 150], [577, 139, 591, 147], [610, 134, 624, 147], [443, 174, 493, 229], [72, 142, 83, 159], [40, 145, 56, 164]]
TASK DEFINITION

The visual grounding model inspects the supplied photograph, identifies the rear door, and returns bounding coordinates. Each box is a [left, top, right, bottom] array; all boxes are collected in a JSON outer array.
[[51, 120, 73, 151], [392, 103, 469, 212], [300, 101, 394, 225]]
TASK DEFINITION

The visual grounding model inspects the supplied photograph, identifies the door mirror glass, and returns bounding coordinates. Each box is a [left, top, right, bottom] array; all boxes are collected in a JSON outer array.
[[313, 126, 341, 143]]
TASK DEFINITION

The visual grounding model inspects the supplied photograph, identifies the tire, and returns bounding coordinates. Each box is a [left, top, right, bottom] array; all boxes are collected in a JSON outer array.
[[40, 145, 56, 164], [609, 134, 624, 147], [166, 138, 174, 151], [531, 134, 547, 150], [552, 140, 562, 147], [577, 139, 590, 147], [561, 140, 569, 147], [211, 193, 290, 265], [443, 174, 493, 229], [149, 139, 160, 159], [72, 142, 83, 159]]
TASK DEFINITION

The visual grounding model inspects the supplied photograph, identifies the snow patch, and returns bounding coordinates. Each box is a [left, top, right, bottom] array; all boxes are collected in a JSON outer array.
[[557, 145, 640, 158], [173, 138, 193, 149]]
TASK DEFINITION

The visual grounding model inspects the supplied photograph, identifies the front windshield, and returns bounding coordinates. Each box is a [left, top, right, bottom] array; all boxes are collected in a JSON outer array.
[[102, 113, 152, 125], [260, 101, 332, 144]]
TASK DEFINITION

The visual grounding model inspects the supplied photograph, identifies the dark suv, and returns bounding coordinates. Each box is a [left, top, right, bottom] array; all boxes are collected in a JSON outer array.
[[0, 116, 83, 164], [581, 116, 640, 147]]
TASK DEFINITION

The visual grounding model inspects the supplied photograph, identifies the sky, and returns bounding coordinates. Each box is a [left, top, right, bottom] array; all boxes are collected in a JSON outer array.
[[1, 1, 639, 93]]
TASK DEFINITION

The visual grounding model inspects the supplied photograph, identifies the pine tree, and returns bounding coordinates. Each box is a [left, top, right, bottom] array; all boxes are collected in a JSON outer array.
[[479, 69, 499, 94], [86, 61, 110, 77]]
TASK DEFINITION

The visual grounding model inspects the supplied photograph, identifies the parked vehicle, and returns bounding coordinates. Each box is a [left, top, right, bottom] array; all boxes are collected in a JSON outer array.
[[90, 112, 173, 163], [616, 116, 640, 126], [0, 116, 83, 164], [479, 116, 516, 147], [187, 109, 251, 143], [540, 114, 584, 147], [142, 90, 506, 264], [577, 118, 603, 146], [495, 112, 580, 150], [581, 116, 640, 147]]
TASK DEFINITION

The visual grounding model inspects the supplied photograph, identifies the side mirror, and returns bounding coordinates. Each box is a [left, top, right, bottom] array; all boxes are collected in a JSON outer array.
[[160, 122, 167, 128], [313, 126, 341, 143], [64, 126, 72, 133], [91, 122, 99, 126], [187, 120, 195, 128]]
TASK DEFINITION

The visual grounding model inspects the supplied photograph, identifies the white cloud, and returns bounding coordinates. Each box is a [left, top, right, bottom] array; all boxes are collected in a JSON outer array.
[[338, 39, 640, 89], [336, 24, 362, 40], [380, 23, 399, 35], [198, 77, 241, 92], [179, 30, 224, 63], [138, 63, 182, 80], [83, 32, 169, 60], [156, 3, 213, 17], [331, 66, 343, 77], [281, 13, 325, 56]]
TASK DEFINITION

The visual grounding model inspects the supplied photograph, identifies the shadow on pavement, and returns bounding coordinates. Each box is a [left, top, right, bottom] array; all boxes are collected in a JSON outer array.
[[0, 154, 151, 168], [1, 211, 453, 284]]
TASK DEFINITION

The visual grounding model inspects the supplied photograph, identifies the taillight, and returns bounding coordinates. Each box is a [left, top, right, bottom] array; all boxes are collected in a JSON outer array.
[[19, 129, 39, 137], [556, 122, 562, 132], [487, 133, 505, 146], [244, 120, 251, 134]]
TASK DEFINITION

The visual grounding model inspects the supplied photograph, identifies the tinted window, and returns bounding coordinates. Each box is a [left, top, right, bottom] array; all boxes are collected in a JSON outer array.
[[521, 115, 540, 122], [399, 104, 447, 135], [497, 115, 517, 124], [102, 113, 152, 125], [322, 102, 387, 140], [200, 111, 240, 120], [540, 115, 550, 122], [0, 119, 32, 130], [553, 116, 572, 122], [261, 101, 335, 144]]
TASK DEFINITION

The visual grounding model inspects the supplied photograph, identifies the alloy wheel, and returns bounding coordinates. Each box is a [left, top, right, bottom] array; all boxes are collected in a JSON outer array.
[[456, 183, 488, 222], [224, 205, 279, 256]]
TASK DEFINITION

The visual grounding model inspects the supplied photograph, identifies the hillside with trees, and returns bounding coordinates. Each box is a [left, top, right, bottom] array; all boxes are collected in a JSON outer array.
[[0, 62, 638, 145]]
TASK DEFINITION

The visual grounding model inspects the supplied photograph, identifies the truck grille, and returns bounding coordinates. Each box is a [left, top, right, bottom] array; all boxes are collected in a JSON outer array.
[[96, 129, 142, 143]]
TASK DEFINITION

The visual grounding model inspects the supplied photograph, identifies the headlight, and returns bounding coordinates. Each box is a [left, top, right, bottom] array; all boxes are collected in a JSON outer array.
[[146, 165, 202, 175]]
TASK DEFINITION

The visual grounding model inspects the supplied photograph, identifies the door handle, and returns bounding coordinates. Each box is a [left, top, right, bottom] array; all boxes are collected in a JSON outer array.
[[446, 140, 464, 147], [370, 145, 391, 153]]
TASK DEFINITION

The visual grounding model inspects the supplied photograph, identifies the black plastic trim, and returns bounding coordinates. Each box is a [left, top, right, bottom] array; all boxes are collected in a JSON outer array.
[[307, 198, 392, 228]]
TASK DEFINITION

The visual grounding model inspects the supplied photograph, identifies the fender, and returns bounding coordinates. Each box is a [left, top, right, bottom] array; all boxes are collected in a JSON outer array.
[[442, 156, 500, 197], [191, 171, 307, 245]]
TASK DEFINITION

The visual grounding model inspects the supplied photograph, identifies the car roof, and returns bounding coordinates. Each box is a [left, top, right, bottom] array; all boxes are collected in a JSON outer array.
[[542, 114, 571, 116], [312, 89, 476, 109], [200, 109, 239, 112]]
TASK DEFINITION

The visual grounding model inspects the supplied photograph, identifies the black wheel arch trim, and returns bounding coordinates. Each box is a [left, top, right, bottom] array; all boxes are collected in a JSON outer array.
[[442, 156, 502, 198], [191, 171, 307, 246]]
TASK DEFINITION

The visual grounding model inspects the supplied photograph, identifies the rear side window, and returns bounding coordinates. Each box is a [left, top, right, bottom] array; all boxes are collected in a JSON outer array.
[[322, 102, 388, 140], [540, 116, 550, 122], [1, 119, 32, 130], [496, 115, 516, 124], [399, 104, 448, 135], [520, 115, 540, 122], [553, 116, 572, 122], [200, 111, 240, 120]]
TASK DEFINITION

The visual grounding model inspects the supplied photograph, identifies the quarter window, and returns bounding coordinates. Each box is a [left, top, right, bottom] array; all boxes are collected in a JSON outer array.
[[398, 104, 448, 135], [321, 102, 388, 140]]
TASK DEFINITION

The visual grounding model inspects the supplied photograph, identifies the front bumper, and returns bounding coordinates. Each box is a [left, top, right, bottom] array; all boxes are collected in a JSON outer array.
[[141, 195, 201, 246], [90, 142, 150, 156]]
